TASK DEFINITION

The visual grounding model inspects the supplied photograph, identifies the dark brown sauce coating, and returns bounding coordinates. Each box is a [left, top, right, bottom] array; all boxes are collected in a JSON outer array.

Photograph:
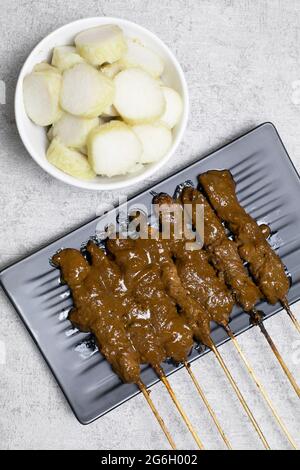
[[181, 187, 261, 312], [156, 237, 213, 348], [260, 224, 271, 239], [132, 206, 213, 347], [199, 170, 289, 304], [106, 236, 194, 362], [52, 248, 140, 383], [176, 249, 234, 327], [154, 193, 234, 328], [51, 170, 288, 386], [86, 242, 165, 368]]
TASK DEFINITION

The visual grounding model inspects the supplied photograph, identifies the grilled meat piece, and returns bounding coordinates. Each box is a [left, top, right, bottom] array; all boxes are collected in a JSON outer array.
[[154, 193, 234, 328], [181, 187, 261, 312], [199, 170, 289, 304], [106, 236, 194, 363], [52, 248, 141, 383], [86, 241, 166, 367]]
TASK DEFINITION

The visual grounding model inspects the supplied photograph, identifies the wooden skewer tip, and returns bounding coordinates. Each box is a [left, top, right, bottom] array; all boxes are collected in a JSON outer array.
[[282, 299, 300, 334], [210, 341, 270, 450], [225, 327, 297, 450], [184, 362, 232, 450], [257, 321, 300, 398], [138, 380, 177, 450], [154, 367, 205, 450]]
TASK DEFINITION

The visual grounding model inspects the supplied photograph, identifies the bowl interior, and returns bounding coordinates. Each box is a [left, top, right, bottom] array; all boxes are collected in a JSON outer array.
[[15, 17, 188, 190]]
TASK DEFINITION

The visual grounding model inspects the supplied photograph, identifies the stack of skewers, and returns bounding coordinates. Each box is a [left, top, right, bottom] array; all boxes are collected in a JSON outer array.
[[52, 169, 300, 450]]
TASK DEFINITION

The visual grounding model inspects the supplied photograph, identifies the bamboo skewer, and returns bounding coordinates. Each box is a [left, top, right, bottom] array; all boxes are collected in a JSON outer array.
[[184, 362, 232, 449], [255, 319, 300, 398], [138, 380, 177, 450], [225, 327, 297, 449], [282, 298, 300, 334], [210, 342, 270, 449], [155, 367, 205, 449]]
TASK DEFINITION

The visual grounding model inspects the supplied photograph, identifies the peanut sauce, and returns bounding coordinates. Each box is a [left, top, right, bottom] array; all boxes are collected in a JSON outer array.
[[52, 248, 141, 383], [199, 170, 289, 304], [153, 193, 234, 328], [181, 187, 261, 312], [52, 170, 291, 385], [107, 235, 194, 362]]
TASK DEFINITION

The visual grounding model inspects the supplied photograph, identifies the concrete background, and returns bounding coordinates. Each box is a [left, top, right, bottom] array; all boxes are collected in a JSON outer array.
[[0, 0, 300, 450]]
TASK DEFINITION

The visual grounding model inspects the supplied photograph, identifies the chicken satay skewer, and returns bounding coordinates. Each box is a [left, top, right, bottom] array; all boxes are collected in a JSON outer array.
[[179, 186, 300, 417], [53, 247, 176, 449], [199, 170, 300, 335], [162, 274, 232, 449], [182, 185, 300, 400], [181, 185, 300, 442], [161, 248, 233, 449], [135, 219, 232, 449], [86, 242, 179, 448], [157, 192, 296, 447], [106, 237, 204, 449], [153, 197, 269, 449], [143, 249, 231, 450], [198, 170, 300, 393]]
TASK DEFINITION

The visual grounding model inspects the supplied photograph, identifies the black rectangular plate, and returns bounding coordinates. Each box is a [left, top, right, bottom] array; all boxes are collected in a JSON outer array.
[[1, 122, 300, 425]]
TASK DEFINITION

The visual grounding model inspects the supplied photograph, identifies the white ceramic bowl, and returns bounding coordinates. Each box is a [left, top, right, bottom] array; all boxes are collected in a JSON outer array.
[[15, 17, 189, 191]]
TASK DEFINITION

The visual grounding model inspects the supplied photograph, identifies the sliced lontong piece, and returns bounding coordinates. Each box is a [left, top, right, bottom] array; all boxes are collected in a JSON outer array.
[[52, 247, 176, 449], [181, 188, 296, 448], [199, 171, 300, 394], [106, 237, 204, 449], [199, 170, 300, 333], [154, 194, 269, 449]]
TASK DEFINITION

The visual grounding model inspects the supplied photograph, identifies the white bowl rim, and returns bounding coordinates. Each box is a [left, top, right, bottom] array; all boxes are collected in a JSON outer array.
[[15, 16, 189, 191]]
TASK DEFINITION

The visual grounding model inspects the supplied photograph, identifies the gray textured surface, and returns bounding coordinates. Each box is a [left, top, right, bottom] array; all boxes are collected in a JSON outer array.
[[0, 0, 299, 450]]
